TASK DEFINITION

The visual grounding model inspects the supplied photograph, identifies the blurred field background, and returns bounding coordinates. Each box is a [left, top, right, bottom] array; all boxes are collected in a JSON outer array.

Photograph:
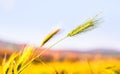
[[0, 40, 120, 74], [0, 0, 120, 74]]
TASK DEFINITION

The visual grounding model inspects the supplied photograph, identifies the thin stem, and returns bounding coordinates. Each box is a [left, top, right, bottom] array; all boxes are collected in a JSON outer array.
[[18, 36, 67, 74], [38, 36, 67, 56]]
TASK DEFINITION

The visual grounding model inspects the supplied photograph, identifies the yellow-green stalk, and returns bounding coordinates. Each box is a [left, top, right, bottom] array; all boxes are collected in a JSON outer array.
[[2, 14, 100, 74], [18, 15, 100, 74]]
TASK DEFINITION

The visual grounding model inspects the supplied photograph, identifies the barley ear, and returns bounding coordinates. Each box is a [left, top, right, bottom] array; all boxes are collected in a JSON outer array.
[[3, 53, 17, 74], [40, 27, 60, 47], [17, 46, 34, 71], [67, 15, 100, 37]]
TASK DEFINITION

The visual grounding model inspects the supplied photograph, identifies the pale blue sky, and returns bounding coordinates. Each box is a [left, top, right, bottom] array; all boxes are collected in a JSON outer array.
[[0, 0, 120, 50]]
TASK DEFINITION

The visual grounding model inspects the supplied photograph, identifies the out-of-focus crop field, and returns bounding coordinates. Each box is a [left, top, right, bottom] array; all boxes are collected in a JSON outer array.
[[0, 40, 120, 74], [0, 52, 120, 74], [20, 60, 120, 74]]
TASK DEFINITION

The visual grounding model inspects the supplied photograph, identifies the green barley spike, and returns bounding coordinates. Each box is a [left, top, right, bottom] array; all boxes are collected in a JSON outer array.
[[67, 14, 100, 37]]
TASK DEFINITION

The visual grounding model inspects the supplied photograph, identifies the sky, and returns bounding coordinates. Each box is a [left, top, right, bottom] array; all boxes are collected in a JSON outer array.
[[0, 0, 120, 50]]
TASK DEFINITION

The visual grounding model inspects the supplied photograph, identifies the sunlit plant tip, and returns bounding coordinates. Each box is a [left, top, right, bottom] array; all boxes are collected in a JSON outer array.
[[40, 27, 60, 47], [67, 15, 100, 37]]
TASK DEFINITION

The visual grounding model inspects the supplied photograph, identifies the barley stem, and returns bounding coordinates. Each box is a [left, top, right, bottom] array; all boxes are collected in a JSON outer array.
[[18, 14, 100, 74], [39, 36, 67, 56], [18, 36, 67, 74]]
